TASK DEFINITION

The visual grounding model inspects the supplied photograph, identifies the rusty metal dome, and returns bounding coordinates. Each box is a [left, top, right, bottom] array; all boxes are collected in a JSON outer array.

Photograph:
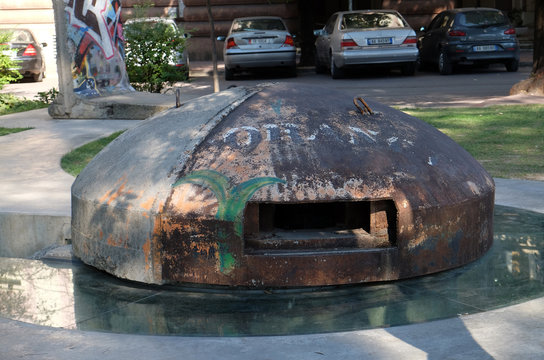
[[72, 83, 494, 287]]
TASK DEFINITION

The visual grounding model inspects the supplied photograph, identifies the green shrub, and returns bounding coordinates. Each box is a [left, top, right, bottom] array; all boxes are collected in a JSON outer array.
[[124, 18, 188, 93], [35, 88, 59, 104], [0, 31, 22, 89], [0, 93, 48, 115]]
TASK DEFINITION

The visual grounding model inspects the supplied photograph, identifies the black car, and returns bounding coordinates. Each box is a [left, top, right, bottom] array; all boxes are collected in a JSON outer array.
[[418, 8, 519, 75], [0, 28, 47, 82]]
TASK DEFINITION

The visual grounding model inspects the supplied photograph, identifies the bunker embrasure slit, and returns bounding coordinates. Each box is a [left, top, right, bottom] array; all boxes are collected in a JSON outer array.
[[243, 200, 397, 253]]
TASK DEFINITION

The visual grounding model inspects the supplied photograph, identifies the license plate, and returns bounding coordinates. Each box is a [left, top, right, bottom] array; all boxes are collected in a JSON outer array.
[[367, 37, 392, 45], [473, 45, 497, 52], [250, 38, 274, 44]]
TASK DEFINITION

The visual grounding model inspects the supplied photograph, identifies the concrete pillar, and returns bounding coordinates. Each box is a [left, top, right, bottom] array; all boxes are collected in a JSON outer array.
[[49, 0, 135, 119], [49, 0, 75, 118]]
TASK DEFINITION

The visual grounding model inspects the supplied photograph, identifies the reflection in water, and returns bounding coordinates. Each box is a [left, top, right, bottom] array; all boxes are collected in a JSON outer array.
[[0, 206, 542, 336], [0, 260, 76, 328]]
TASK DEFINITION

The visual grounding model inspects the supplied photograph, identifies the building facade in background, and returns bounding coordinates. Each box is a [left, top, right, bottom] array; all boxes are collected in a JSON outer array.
[[0, 0, 535, 67]]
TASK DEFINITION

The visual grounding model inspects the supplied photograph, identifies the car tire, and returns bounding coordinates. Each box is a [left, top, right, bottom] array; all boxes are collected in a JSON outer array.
[[315, 59, 327, 74], [32, 72, 44, 82], [505, 59, 519, 72], [330, 55, 344, 79], [401, 62, 417, 76], [225, 67, 234, 81], [438, 49, 453, 75], [315, 52, 326, 74]]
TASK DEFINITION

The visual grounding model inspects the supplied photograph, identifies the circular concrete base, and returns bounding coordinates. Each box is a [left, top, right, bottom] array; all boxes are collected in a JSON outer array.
[[1, 206, 542, 336]]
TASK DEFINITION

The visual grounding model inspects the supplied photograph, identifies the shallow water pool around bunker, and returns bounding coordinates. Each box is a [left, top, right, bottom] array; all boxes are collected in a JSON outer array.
[[1, 205, 542, 337]]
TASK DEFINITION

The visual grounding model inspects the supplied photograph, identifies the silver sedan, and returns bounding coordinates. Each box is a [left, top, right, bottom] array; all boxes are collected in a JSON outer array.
[[314, 10, 419, 78], [219, 16, 297, 80]]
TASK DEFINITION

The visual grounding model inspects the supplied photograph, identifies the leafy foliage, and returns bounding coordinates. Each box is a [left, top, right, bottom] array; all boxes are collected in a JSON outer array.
[[0, 31, 22, 89], [35, 88, 59, 104], [0, 93, 47, 115], [124, 17, 188, 93]]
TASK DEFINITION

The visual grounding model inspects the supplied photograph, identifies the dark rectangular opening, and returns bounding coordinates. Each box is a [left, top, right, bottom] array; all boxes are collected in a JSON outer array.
[[243, 200, 397, 253]]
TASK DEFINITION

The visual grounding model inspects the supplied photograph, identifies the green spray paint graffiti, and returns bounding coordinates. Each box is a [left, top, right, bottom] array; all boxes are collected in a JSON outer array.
[[172, 169, 285, 273]]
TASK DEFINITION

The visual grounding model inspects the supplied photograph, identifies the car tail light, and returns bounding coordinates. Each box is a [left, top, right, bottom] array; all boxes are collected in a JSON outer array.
[[448, 30, 467, 37], [504, 28, 516, 35], [341, 37, 357, 49], [402, 36, 417, 44], [22, 44, 37, 56], [283, 35, 295, 47], [226, 37, 237, 49]]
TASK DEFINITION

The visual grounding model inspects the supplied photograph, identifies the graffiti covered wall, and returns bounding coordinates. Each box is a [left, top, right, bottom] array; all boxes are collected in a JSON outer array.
[[65, 0, 133, 97]]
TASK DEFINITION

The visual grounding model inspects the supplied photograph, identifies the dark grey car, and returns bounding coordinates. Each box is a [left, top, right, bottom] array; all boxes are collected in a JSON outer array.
[[418, 8, 519, 75], [0, 28, 46, 82]]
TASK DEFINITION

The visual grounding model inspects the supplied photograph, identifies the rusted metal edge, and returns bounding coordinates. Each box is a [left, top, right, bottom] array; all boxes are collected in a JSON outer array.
[[353, 96, 373, 115], [168, 84, 267, 179]]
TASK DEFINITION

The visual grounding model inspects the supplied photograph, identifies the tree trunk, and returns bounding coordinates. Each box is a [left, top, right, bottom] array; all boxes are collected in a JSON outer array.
[[206, 0, 220, 92], [533, 1, 544, 74], [510, 1, 544, 96]]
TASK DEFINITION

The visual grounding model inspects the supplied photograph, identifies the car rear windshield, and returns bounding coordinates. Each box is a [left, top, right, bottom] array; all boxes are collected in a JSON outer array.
[[232, 19, 286, 32], [0, 30, 33, 42], [341, 12, 406, 29], [457, 10, 509, 27]]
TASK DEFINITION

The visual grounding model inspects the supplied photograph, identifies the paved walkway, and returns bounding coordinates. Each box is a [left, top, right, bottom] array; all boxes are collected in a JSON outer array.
[[1, 67, 544, 358]]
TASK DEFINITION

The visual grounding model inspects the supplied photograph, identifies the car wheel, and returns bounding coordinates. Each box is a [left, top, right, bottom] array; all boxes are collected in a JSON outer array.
[[315, 59, 327, 74], [401, 62, 417, 76], [315, 52, 326, 74], [438, 49, 453, 75], [330, 54, 344, 79], [315, 64, 327, 74], [505, 59, 519, 72], [225, 67, 234, 81], [32, 72, 44, 82]]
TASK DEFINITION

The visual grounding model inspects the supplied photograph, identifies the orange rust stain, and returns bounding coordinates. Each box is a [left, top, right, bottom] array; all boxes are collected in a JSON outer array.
[[159, 218, 186, 234], [157, 201, 165, 213], [99, 176, 134, 206], [170, 184, 217, 216], [99, 229, 103, 240], [185, 241, 218, 258], [151, 215, 163, 281], [106, 234, 126, 248], [227, 153, 236, 162], [141, 197, 155, 211], [142, 237, 151, 272]]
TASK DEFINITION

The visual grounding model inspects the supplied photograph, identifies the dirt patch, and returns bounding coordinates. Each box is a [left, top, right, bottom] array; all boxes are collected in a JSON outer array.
[[511, 72, 544, 96]]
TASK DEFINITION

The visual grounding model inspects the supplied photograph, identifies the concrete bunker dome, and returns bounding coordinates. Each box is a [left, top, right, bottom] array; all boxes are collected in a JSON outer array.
[[71, 83, 495, 287]]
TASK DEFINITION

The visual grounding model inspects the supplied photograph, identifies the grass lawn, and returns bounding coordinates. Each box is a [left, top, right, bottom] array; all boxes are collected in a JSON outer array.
[[0, 95, 48, 116], [401, 105, 544, 180], [0, 94, 47, 135], [59, 105, 544, 180], [60, 131, 124, 176], [0, 127, 32, 136]]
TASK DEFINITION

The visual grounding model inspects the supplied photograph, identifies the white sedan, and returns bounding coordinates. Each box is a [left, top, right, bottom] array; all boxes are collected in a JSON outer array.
[[314, 10, 419, 78], [219, 16, 297, 80]]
